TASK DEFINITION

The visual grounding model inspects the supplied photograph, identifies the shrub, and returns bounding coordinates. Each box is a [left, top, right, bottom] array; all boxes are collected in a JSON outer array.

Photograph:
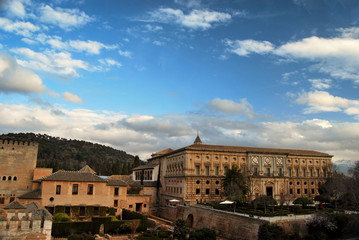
[[53, 213, 71, 222], [258, 223, 286, 240], [189, 228, 216, 240], [293, 197, 314, 207], [173, 219, 189, 240], [68, 233, 95, 240]]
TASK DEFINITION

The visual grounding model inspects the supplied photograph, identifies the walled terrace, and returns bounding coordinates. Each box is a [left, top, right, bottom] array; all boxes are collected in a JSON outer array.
[[157, 204, 311, 240]]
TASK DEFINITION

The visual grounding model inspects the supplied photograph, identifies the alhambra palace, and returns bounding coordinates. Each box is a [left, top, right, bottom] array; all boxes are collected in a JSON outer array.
[[0, 136, 332, 239]]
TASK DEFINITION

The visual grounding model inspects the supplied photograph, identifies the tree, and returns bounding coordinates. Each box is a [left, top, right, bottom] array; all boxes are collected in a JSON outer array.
[[222, 166, 248, 204], [252, 196, 277, 214], [293, 197, 314, 208], [133, 155, 141, 168], [348, 161, 359, 208], [173, 219, 189, 240]]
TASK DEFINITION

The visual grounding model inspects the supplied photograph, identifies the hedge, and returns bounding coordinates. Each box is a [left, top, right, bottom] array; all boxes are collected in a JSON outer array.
[[122, 209, 148, 231], [52, 219, 146, 237]]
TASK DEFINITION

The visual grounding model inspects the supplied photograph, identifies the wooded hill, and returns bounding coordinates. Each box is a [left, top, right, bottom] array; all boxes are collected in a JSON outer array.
[[0, 133, 143, 176]]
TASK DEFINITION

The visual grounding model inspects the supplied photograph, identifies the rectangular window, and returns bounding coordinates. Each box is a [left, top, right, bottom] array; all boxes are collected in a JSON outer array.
[[310, 169, 313, 177], [205, 166, 209, 176], [317, 169, 320, 177], [114, 187, 119, 196], [56, 185, 61, 195], [278, 168, 283, 176], [266, 168, 270, 177], [241, 167, 245, 176], [297, 189, 300, 194], [289, 189, 293, 194], [196, 166, 200, 176], [215, 166, 219, 176], [196, 189, 200, 195], [254, 167, 258, 176], [206, 189, 210, 195], [323, 169, 327, 177], [304, 189, 308, 194], [0, 197, 4, 204], [72, 184, 78, 195], [224, 166, 229, 174], [65, 207, 71, 216], [94, 207, 99, 216], [129, 205, 133, 208], [288, 168, 292, 177], [296, 169, 299, 177], [87, 184, 93, 195], [215, 189, 220, 195], [311, 189, 315, 194], [114, 200, 118, 207], [303, 168, 306, 177], [79, 207, 86, 216]]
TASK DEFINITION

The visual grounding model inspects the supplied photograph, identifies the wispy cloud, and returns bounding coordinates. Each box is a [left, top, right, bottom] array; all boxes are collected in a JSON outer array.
[[11, 48, 88, 77], [0, 17, 40, 37], [224, 39, 274, 56], [148, 8, 231, 30], [296, 90, 359, 117], [206, 98, 255, 119], [38, 5, 94, 30], [62, 92, 82, 103]]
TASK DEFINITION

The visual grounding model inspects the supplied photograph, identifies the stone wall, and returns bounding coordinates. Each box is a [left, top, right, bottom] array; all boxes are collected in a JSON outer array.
[[157, 205, 312, 240], [0, 140, 38, 206], [157, 205, 266, 240]]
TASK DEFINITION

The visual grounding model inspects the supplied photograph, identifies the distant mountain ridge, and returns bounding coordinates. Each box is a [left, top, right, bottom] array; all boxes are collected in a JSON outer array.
[[0, 133, 142, 176], [333, 159, 357, 175]]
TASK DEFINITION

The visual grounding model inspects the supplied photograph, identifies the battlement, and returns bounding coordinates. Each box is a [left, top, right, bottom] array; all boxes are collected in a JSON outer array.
[[0, 140, 38, 148]]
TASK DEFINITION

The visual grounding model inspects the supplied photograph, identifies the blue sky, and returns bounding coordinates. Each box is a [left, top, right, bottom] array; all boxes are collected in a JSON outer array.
[[0, 0, 359, 162]]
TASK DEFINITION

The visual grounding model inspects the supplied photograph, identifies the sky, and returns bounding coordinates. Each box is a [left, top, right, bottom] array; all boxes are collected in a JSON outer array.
[[0, 0, 359, 162]]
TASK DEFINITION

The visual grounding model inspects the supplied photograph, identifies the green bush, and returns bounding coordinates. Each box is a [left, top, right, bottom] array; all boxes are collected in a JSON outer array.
[[258, 223, 286, 240], [109, 207, 116, 216], [189, 228, 216, 240], [293, 197, 314, 207], [55, 205, 65, 214], [53, 213, 71, 222]]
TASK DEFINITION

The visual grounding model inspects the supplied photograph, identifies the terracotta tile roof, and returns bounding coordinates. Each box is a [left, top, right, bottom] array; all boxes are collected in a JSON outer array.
[[3, 200, 26, 209], [107, 179, 128, 186], [18, 188, 42, 199], [37, 170, 107, 182], [152, 144, 331, 158], [78, 165, 96, 174], [151, 148, 174, 157], [132, 162, 159, 170]]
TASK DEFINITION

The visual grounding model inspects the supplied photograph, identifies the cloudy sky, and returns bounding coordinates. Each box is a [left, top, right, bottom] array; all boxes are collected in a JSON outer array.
[[0, 0, 359, 162]]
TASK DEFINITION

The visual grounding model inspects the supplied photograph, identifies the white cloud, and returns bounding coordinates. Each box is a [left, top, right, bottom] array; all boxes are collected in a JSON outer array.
[[7, 0, 27, 18], [144, 24, 163, 32], [337, 27, 359, 39], [296, 90, 359, 116], [303, 119, 332, 129], [0, 53, 45, 93], [207, 98, 255, 118], [224, 39, 274, 56], [11, 47, 88, 77], [97, 58, 122, 71], [0, 103, 358, 161], [149, 8, 231, 30], [62, 92, 82, 103], [39, 5, 94, 30], [118, 49, 132, 58], [153, 40, 165, 46], [0, 17, 40, 37], [69, 40, 116, 54], [308, 78, 332, 90]]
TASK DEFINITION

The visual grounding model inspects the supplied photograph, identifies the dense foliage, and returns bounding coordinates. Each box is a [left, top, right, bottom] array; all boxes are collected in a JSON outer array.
[[189, 228, 216, 240], [293, 197, 314, 207], [173, 219, 189, 240], [222, 166, 248, 203], [53, 213, 71, 222], [258, 223, 286, 240], [0, 132, 144, 175], [316, 161, 359, 211]]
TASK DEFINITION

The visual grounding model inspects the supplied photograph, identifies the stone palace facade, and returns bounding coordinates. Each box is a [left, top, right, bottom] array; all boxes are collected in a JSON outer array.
[[142, 136, 332, 205]]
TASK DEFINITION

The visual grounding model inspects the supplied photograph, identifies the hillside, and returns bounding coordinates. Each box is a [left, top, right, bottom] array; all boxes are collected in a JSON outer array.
[[0, 133, 143, 176]]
